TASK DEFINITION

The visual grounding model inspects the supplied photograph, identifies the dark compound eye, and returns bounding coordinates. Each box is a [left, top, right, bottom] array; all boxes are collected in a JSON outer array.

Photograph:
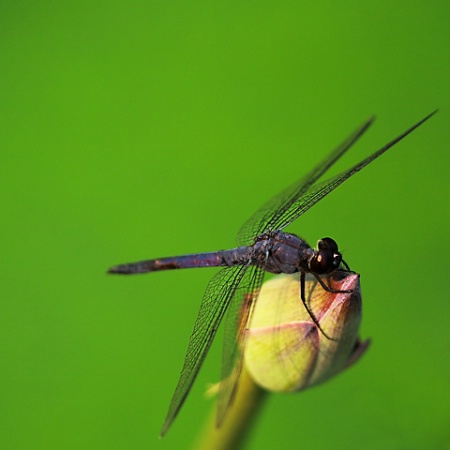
[[318, 237, 339, 253], [310, 238, 342, 274]]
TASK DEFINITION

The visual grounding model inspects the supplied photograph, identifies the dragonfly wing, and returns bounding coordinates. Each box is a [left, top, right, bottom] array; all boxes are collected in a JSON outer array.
[[236, 117, 375, 245], [160, 264, 249, 436], [271, 111, 437, 231], [216, 263, 265, 427]]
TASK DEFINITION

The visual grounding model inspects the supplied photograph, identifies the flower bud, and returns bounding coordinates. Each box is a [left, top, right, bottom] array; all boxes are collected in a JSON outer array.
[[244, 271, 369, 392]]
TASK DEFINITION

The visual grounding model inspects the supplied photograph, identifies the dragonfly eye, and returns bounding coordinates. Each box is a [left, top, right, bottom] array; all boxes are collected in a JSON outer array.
[[310, 245, 342, 274], [318, 237, 339, 253]]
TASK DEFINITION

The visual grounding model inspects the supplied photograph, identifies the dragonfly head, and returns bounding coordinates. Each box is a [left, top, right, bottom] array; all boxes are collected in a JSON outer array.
[[309, 237, 342, 274]]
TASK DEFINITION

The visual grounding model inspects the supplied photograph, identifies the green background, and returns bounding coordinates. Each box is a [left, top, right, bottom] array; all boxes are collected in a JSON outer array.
[[1, 1, 449, 449]]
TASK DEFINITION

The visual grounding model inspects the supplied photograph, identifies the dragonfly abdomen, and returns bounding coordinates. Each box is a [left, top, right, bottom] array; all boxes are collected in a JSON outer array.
[[108, 249, 249, 274]]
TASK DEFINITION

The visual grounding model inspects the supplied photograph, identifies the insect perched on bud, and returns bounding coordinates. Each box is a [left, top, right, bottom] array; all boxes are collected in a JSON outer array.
[[109, 112, 435, 435]]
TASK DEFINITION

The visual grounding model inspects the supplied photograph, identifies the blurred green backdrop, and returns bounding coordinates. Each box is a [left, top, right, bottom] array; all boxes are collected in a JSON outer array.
[[1, 1, 449, 449]]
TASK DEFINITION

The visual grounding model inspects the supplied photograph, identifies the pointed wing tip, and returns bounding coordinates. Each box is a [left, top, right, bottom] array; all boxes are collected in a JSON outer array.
[[160, 417, 173, 438], [426, 109, 439, 120], [367, 109, 437, 129], [359, 115, 376, 132], [405, 109, 438, 135], [357, 115, 376, 133], [159, 400, 182, 438]]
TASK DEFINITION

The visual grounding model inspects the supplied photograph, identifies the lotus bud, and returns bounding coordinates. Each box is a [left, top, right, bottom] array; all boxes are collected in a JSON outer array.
[[244, 271, 369, 393]]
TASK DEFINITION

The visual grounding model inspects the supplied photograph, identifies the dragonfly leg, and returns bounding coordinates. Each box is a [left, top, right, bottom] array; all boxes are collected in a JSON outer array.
[[341, 259, 353, 272], [313, 272, 354, 295], [300, 271, 336, 341]]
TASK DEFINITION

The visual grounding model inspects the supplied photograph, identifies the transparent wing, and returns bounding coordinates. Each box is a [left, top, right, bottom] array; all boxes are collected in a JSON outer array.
[[270, 111, 437, 232], [160, 264, 249, 436], [216, 264, 265, 426], [237, 117, 375, 244], [237, 110, 436, 243]]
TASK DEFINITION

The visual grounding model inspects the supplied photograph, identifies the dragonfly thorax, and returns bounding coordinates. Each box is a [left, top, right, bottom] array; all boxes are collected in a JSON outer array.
[[252, 230, 314, 274]]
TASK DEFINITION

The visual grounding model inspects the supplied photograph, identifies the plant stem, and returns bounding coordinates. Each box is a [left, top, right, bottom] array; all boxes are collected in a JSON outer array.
[[193, 367, 267, 450]]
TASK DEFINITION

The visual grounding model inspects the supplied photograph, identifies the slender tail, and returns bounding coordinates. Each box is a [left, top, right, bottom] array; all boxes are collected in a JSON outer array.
[[108, 252, 226, 274]]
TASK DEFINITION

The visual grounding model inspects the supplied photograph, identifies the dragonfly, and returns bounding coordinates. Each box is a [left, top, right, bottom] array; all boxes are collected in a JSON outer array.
[[108, 111, 436, 435]]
